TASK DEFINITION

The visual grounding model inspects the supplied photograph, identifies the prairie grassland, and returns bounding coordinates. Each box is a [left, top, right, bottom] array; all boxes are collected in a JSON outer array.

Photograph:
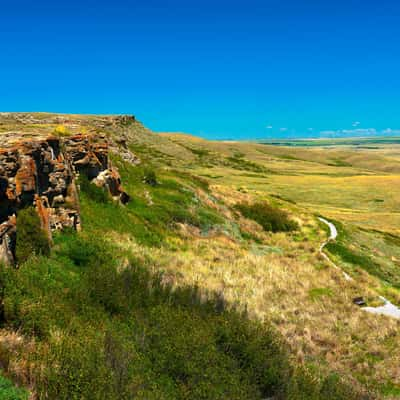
[[110, 219, 400, 395], [2, 114, 400, 397], [156, 133, 400, 396], [163, 133, 400, 232], [101, 177, 400, 396]]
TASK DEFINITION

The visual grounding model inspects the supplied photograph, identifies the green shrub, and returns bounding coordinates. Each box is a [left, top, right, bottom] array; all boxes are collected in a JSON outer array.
[[286, 368, 372, 400], [143, 168, 158, 186], [56, 231, 108, 267], [78, 174, 109, 203], [235, 202, 298, 233], [0, 372, 28, 400], [15, 207, 50, 264], [214, 312, 291, 397]]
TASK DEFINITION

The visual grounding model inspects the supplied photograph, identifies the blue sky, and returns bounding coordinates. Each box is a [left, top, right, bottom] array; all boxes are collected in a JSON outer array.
[[1, 0, 400, 139]]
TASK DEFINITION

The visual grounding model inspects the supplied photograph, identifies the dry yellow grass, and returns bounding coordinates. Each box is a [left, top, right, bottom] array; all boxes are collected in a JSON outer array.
[[112, 239, 399, 389], [109, 192, 400, 392], [164, 133, 400, 233], [111, 134, 400, 395]]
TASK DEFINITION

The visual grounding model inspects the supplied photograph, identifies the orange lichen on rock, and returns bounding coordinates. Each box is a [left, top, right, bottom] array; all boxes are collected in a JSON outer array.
[[0, 132, 130, 264], [34, 195, 52, 241], [15, 156, 37, 197]]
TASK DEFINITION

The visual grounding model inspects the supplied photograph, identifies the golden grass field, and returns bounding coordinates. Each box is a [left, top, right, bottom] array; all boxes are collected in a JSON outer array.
[[162, 133, 400, 233]]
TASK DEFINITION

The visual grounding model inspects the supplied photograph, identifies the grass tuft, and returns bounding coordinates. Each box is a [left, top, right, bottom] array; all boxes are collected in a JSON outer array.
[[235, 202, 298, 233]]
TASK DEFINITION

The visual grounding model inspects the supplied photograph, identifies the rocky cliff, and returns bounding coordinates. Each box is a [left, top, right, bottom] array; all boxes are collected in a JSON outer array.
[[0, 132, 130, 265]]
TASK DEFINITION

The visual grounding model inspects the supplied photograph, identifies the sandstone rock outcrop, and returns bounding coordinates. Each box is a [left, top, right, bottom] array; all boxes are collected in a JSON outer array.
[[0, 113, 142, 167], [0, 112, 136, 129], [0, 133, 129, 265]]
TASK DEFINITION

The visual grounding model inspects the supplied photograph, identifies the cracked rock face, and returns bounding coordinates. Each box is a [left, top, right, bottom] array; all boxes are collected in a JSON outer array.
[[0, 133, 130, 265]]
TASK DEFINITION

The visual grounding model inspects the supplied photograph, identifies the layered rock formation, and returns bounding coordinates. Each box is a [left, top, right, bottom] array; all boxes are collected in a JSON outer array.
[[0, 133, 129, 265]]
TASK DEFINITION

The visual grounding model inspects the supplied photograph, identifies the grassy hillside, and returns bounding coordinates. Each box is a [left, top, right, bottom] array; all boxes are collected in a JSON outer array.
[[1, 114, 399, 398], [158, 131, 400, 397]]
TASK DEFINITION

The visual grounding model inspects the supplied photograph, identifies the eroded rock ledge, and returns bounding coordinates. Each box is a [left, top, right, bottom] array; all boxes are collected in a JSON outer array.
[[0, 133, 130, 265]]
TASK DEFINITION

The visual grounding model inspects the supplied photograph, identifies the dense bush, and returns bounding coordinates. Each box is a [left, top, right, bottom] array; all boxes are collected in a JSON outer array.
[[55, 230, 107, 267], [235, 202, 298, 233], [15, 207, 50, 264], [78, 174, 109, 203], [143, 168, 158, 186]]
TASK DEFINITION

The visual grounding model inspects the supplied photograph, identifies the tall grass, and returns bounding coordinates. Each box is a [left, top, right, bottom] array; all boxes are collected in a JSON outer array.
[[0, 231, 375, 400]]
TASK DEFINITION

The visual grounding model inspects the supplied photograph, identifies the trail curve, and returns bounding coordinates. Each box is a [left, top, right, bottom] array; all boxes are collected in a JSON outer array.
[[318, 217, 400, 319], [318, 217, 352, 281]]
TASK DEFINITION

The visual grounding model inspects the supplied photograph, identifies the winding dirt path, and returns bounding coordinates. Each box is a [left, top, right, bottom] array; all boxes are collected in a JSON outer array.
[[318, 217, 400, 319], [363, 296, 400, 319], [318, 217, 352, 281]]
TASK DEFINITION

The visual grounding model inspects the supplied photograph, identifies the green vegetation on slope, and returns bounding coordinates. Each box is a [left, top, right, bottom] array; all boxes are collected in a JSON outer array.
[[15, 207, 50, 264], [0, 231, 372, 400], [0, 158, 374, 399], [78, 156, 225, 246], [325, 221, 400, 289], [0, 373, 28, 400], [235, 202, 299, 233], [78, 174, 110, 203], [1, 114, 394, 398]]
